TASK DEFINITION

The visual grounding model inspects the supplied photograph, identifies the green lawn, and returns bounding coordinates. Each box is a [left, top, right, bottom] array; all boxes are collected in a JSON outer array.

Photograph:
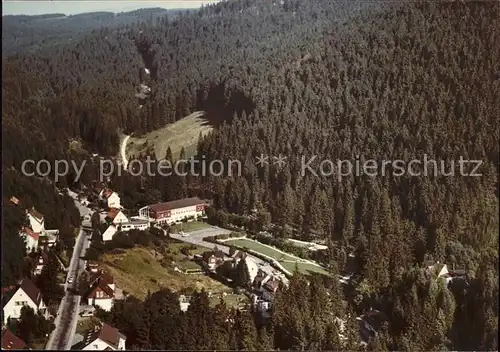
[[177, 259, 203, 271], [57, 271, 66, 283], [167, 243, 205, 271], [280, 261, 331, 276], [209, 293, 249, 309], [225, 238, 330, 276], [126, 111, 213, 160], [226, 239, 297, 261], [171, 221, 210, 233], [169, 242, 206, 256], [76, 317, 101, 334], [102, 247, 232, 300], [59, 251, 70, 267]]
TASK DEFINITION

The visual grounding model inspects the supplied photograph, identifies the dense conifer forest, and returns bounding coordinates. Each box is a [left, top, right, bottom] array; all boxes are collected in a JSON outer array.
[[2, 0, 498, 350]]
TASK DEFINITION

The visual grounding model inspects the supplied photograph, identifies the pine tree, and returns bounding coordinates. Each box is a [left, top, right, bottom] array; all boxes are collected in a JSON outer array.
[[235, 257, 251, 288], [179, 146, 186, 161], [258, 325, 274, 351], [36, 251, 64, 305], [136, 310, 150, 348], [210, 298, 231, 350], [322, 319, 341, 351], [369, 333, 389, 351], [235, 310, 258, 351], [185, 290, 212, 350], [165, 146, 173, 162]]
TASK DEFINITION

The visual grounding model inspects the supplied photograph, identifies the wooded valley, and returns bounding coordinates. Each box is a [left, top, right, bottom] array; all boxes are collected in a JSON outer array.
[[2, 0, 498, 350]]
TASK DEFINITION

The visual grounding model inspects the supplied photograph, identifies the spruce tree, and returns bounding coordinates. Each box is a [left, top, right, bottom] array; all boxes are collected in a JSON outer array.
[[36, 251, 64, 305], [235, 310, 258, 351], [235, 257, 251, 288], [136, 310, 150, 349]]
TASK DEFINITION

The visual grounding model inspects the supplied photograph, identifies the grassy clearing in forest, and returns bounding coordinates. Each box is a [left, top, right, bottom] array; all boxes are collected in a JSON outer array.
[[101, 247, 231, 300], [126, 111, 213, 160]]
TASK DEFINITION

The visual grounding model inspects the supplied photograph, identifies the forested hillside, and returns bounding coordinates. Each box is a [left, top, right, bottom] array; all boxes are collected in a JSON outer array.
[[2, 0, 498, 350], [2, 8, 192, 56], [2, 170, 80, 286]]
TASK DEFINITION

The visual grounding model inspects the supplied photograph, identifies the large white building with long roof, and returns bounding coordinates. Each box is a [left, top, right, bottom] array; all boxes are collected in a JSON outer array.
[[138, 197, 207, 226]]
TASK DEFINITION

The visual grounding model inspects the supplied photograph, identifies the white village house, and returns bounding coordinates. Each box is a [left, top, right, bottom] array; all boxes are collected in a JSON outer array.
[[424, 260, 468, 285], [100, 189, 121, 209], [27, 208, 44, 233], [3, 278, 47, 324], [81, 323, 126, 350], [84, 271, 116, 312], [102, 225, 118, 242], [20, 208, 60, 252], [252, 269, 284, 302], [179, 295, 191, 312], [101, 220, 149, 242], [425, 261, 449, 278], [106, 209, 128, 225], [19, 227, 39, 253], [261, 279, 281, 302], [105, 209, 149, 231]]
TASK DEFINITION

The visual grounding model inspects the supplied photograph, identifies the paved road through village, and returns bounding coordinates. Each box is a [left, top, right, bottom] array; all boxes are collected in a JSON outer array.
[[46, 192, 92, 350]]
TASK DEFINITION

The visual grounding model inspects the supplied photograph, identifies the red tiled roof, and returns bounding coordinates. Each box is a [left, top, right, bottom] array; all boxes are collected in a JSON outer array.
[[85, 323, 124, 349], [1, 329, 26, 350], [106, 209, 120, 220], [263, 279, 280, 292], [98, 324, 123, 348], [89, 271, 114, 286], [86, 281, 115, 299], [102, 189, 114, 199], [202, 250, 226, 262], [20, 278, 42, 306], [22, 227, 40, 240], [149, 197, 206, 213]]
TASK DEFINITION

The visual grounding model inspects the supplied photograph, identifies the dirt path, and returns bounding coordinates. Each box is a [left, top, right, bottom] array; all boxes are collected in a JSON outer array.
[[120, 134, 130, 170]]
